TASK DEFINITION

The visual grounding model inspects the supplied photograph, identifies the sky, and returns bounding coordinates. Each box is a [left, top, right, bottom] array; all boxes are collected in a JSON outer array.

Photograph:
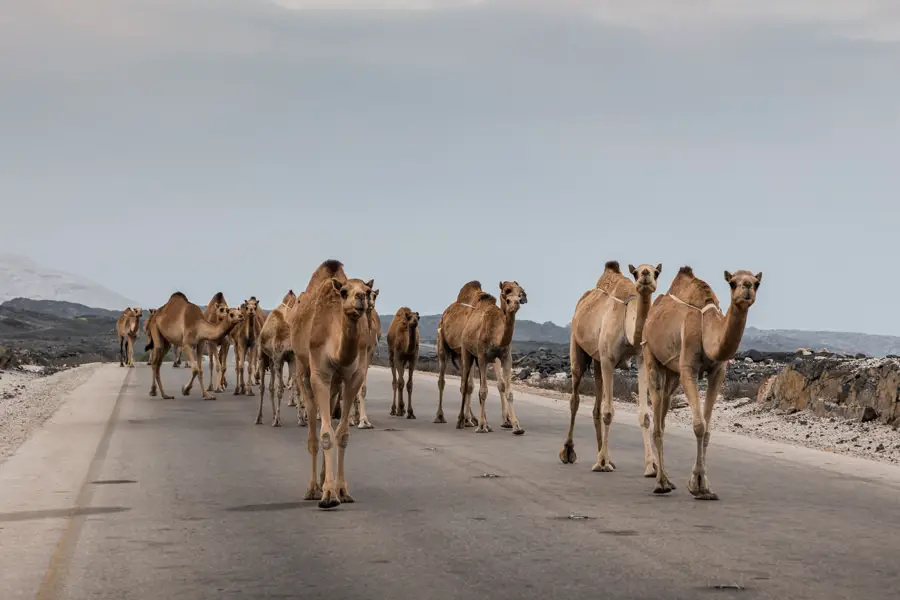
[[2, 1, 899, 333]]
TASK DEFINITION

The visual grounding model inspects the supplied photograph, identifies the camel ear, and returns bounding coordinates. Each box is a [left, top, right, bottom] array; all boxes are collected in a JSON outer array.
[[520, 291, 528, 304], [628, 264, 637, 278], [655, 264, 662, 276], [499, 281, 504, 291], [331, 278, 343, 293], [414, 312, 419, 318], [754, 272, 763, 288], [724, 271, 733, 282]]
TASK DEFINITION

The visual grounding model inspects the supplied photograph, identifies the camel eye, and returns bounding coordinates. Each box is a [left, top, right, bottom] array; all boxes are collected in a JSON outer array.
[[729, 281, 737, 290]]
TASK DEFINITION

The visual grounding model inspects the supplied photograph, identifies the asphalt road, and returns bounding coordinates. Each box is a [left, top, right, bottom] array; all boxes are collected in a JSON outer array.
[[3, 363, 900, 600]]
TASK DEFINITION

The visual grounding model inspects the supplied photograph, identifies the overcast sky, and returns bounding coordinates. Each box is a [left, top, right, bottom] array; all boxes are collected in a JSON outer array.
[[2, 1, 899, 333]]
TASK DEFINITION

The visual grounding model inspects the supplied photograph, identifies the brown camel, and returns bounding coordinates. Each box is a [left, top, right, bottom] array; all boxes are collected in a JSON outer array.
[[116, 307, 142, 367], [642, 266, 762, 500], [457, 281, 528, 434], [203, 292, 231, 393], [560, 261, 662, 475], [145, 292, 244, 400], [387, 307, 419, 419], [256, 289, 299, 427], [230, 296, 263, 396], [434, 280, 486, 426], [289, 259, 373, 509], [249, 306, 268, 386], [349, 287, 380, 429], [145, 308, 157, 365], [145, 309, 190, 367]]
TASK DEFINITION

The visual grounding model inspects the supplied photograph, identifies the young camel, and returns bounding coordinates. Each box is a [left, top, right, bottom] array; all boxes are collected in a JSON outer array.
[[642, 266, 762, 500], [560, 261, 661, 476], [116, 307, 142, 367], [458, 281, 528, 434], [230, 296, 262, 396], [256, 289, 299, 427], [290, 259, 374, 509], [387, 307, 419, 419], [145, 292, 244, 400], [349, 288, 380, 430], [434, 281, 486, 427], [203, 292, 231, 393]]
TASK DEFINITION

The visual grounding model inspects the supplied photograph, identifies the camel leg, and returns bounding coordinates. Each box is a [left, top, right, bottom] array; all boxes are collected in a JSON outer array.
[[475, 354, 493, 433], [690, 364, 724, 501], [355, 368, 374, 429], [125, 336, 133, 367], [494, 358, 511, 428], [271, 356, 283, 427], [389, 350, 399, 416], [645, 346, 675, 494], [206, 343, 216, 392], [129, 336, 136, 367], [463, 362, 478, 427], [335, 372, 364, 504], [310, 371, 341, 509], [292, 361, 307, 427], [119, 336, 125, 367], [233, 344, 243, 395], [561, 340, 590, 464], [182, 344, 213, 399], [499, 351, 523, 434], [301, 372, 322, 501], [405, 357, 416, 419], [395, 359, 406, 417], [153, 341, 174, 399], [591, 357, 616, 472], [245, 344, 255, 396], [680, 363, 711, 499], [255, 354, 267, 424], [434, 349, 448, 423], [217, 343, 229, 392], [456, 351, 474, 429], [637, 358, 658, 477]]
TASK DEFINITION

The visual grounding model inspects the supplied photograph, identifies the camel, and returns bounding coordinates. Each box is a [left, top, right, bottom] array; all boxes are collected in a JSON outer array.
[[434, 280, 486, 426], [144, 308, 156, 365], [116, 307, 142, 367], [249, 306, 268, 386], [145, 309, 190, 367], [256, 289, 299, 427], [230, 296, 263, 396], [348, 287, 380, 429], [457, 281, 528, 434], [145, 292, 244, 400], [387, 307, 419, 419], [203, 292, 231, 393], [289, 259, 374, 509], [559, 261, 662, 476], [642, 266, 762, 500]]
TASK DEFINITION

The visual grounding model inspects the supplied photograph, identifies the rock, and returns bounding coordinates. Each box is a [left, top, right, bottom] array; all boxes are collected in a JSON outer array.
[[517, 368, 532, 381], [859, 406, 879, 423]]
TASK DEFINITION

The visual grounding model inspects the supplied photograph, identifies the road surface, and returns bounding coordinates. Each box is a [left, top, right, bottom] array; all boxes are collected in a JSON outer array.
[[2, 363, 900, 600]]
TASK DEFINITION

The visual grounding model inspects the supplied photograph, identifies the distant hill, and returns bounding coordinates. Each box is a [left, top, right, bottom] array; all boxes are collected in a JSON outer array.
[[0, 254, 138, 310], [2, 297, 122, 319], [386, 311, 900, 357]]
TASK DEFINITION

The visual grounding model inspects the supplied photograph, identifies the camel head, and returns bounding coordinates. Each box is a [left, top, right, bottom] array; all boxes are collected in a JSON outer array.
[[498, 281, 527, 313], [213, 302, 230, 322], [628, 263, 662, 295], [330, 278, 373, 320], [724, 270, 762, 310], [148, 308, 157, 315], [367, 288, 380, 313], [131, 307, 143, 316], [225, 306, 245, 327], [245, 296, 260, 318], [282, 289, 297, 307], [400, 307, 419, 330]]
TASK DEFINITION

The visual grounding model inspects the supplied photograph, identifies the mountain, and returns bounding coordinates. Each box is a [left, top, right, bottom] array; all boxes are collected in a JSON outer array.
[[390, 312, 900, 357], [0, 254, 138, 310], [1, 297, 122, 319]]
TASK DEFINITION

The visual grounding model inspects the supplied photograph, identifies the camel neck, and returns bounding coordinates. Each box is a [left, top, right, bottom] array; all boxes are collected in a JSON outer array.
[[702, 302, 749, 362]]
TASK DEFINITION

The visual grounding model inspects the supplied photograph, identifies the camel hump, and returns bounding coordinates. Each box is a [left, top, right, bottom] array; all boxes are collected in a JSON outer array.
[[211, 292, 225, 303], [170, 291, 188, 302], [306, 259, 347, 293], [475, 292, 497, 306], [677, 265, 694, 277], [668, 265, 719, 308], [604, 260, 621, 273], [456, 280, 483, 303]]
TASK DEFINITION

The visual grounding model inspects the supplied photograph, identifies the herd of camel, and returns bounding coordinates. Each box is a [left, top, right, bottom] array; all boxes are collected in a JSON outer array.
[[114, 258, 762, 508]]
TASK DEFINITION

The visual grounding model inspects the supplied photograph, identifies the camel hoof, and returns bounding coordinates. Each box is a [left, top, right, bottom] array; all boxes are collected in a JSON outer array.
[[247, 390, 255, 397], [501, 420, 513, 429], [653, 480, 676, 494], [288, 402, 296, 407], [149, 389, 157, 397], [559, 443, 577, 464], [202, 394, 216, 401], [644, 463, 658, 478], [318, 494, 341, 510], [389, 407, 396, 416], [119, 363, 124, 368], [128, 364, 135, 369], [255, 417, 263, 425], [162, 394, 175, 400], [272, 419, 281, 427], [475, 424, 492, 433], [303, 488, 322, 501], [456, 419, 466, 430], [406, 412, 416, 420], [338, 489, 355, 503], [434, 415, 446, 424], [181, 386, 191, 396], [512, 427, 525, 436], [591, 460, 616, 473], [357, 421, 374, 430], [693, 492, 719, 501]]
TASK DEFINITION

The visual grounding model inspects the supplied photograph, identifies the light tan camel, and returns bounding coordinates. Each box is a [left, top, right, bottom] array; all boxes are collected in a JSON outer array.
[[145, 309, 190, 367], [230, 296, 262, 396], [458, 282, 528, 434], [560, 260, 662, 475], [256, 289, 299, 427], [145, 292, 243, 400], [289, 259, 373, 509], [249, 306, 268, 386], [434, 280, 486, 426], [387, 307, 419, 419], [116, 307, 142, 367], [348, 288, 380, 429], [203, 292, 231, 393], [642, 266, 762, 500]]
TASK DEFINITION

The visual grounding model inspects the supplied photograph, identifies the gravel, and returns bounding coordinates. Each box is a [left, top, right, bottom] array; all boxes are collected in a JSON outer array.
[[0, 363, 100, 463], [516, 384, 900, 466]]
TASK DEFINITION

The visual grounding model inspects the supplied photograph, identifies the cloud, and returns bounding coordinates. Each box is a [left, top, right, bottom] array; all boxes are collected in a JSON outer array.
[[273, 0, 485, 9]]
